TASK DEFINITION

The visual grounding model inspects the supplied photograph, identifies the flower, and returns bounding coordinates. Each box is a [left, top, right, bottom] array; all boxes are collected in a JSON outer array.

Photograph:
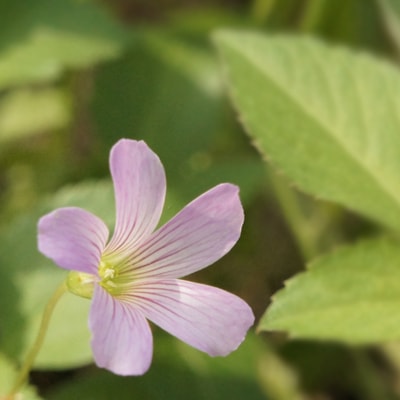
[[38, 139, 254, 376]]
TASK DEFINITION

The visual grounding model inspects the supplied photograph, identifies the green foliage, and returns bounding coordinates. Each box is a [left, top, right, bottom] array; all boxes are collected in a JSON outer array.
[[47, 334, 265, 400], [0, 88, 70, 141], [2, 0, 400, 398], [215, 31, 400, 231], [93, 30, 223, 183], [214, 28, 400, 350], [0, 0, 127, 89], [93, 29, 265, 206], [258, 238, 400, 342]]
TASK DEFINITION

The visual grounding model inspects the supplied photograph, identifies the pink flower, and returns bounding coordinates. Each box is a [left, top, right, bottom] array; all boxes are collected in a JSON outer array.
[[38, 139, 254, 376]]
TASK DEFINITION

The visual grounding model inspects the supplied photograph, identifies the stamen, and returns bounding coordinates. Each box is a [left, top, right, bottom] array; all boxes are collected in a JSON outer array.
[[103, 268, 115, 280], [98, 258, 137, 296], [99, 260, 121, 294]]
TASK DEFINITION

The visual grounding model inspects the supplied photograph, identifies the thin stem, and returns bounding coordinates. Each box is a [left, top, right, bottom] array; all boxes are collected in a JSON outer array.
[[251, 0, 276, 25], [268, 170, 317, 260], [6, 281, 67, 399], [351, 349, 397, 400], [298, 0, 328, 32]]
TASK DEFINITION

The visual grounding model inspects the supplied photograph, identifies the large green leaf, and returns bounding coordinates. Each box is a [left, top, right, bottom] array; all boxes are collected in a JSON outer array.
[[214, 32, 400, 231], [258, 238, 400, 343]]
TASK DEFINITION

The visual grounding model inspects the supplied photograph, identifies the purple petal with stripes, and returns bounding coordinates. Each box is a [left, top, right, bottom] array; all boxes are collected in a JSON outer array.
[[105, 139, 166, 257], [123, 183, 244, 279], [124, 183, 244, 279], [132, 279, 254, 356], [38, 207, 109, 275], [89, 285, 153, 376]]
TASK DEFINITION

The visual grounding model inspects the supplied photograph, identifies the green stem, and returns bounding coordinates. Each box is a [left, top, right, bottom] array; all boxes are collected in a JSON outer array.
[[6, 281, 67, 399], [298, 0, 327, 32], [268, 170, 317, 260], [251, 0, 276, 24], [352, 349, 397, 400]]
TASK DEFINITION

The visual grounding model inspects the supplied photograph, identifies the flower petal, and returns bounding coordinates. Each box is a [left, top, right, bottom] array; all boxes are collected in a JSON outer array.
[[125, 183, 244, 279], [38, 207, 109, 274], [89, 285, 153, 376], [105, 139, 166, 256], [131, 279, 254, 356]]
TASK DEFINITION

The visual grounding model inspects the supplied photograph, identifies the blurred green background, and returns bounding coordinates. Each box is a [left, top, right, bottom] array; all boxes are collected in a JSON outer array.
[[1, 0, 400, 399]]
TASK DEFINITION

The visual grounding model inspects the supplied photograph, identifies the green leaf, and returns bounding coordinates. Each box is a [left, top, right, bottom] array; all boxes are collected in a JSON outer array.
[[0, 0, 127, 89], [0, 181, 114, 368], [0, 353, 42, 399], [258, 238, 400, 343], [214, 32, 400, 231], [0, 88, 70, 141]]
